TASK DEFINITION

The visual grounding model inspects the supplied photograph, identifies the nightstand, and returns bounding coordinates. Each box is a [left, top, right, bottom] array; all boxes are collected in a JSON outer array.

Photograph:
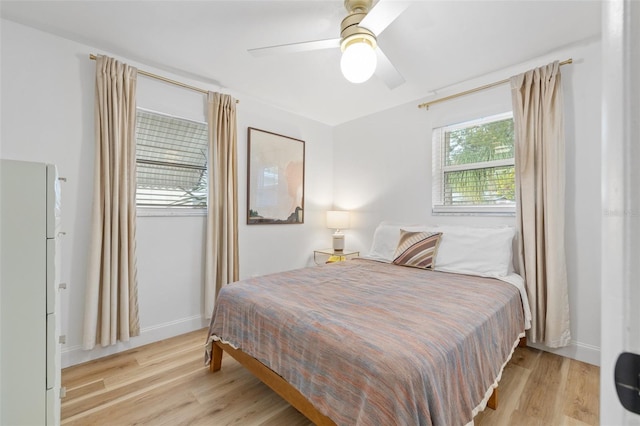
[[313, 248, 359, 265]]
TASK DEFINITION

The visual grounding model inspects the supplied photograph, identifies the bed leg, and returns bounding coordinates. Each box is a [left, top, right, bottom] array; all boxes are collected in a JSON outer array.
[[210, 341, 223, 372], [487, 388, 498, 410], [518, 336, 527, 347]]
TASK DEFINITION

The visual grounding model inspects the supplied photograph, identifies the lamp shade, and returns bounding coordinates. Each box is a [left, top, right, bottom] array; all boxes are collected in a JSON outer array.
[[327, 210, 350, 230]]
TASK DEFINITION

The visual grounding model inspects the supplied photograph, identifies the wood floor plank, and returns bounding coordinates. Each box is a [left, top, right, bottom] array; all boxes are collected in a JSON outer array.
[[62, 379, 106, 401], [474, 364, 531, 425], [506, 409, 549, 426], [259, 405, 313, 426], [211, 382, 295, 425], [102, 350, 202, 388], [562, 415, 596, 426], [62, 356, 203, 420], [520, 350, 567, 422], [509, 345, 543, 369], [563, 359, 600, 424], [63, 362, 205, 425], [62, 329, 599, 426], [62, 355, 139, 390], [134, 330, 208, 367]]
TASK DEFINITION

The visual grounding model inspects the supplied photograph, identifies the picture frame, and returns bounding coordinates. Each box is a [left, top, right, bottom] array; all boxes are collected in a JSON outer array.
[[247, 127, 305, 224]]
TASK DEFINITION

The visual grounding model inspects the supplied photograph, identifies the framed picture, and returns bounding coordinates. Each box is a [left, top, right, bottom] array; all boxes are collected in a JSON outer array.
[[247, 128, 305, 224]]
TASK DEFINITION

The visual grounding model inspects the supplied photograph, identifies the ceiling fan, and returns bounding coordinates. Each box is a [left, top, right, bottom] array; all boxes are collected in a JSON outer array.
[[248, 0, 409, 89]]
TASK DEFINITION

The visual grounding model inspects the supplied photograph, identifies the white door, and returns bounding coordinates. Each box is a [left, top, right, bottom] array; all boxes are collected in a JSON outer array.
[[601, 0, 640, 424]]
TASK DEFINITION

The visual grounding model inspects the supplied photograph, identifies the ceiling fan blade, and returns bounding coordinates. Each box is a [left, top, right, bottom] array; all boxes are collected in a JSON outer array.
[[375, 47, 405, 89], [360, 1, 410, 36], [248, 38, 341, 57]]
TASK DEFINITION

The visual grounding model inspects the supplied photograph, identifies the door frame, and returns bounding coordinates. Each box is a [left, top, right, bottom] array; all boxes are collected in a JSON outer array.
[[600, 0, 640, 423]]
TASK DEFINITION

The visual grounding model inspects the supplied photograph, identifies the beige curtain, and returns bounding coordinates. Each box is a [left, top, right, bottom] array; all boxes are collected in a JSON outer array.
[[83, 55, 140, 350], [511, 61, 570, 348], [204, 92, 239, 318]]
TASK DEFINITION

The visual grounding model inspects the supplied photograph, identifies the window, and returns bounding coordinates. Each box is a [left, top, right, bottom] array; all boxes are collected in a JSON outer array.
[[432, 112, 515, 215], [135, 109, 208, 209]]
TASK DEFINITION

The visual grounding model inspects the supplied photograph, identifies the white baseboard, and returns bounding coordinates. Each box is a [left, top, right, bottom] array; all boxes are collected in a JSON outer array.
[[61, 315, 208, 368], [529, 339, 600, 366]]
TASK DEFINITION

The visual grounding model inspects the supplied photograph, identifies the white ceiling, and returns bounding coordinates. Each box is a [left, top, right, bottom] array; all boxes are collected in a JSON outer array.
[[1, 0, 601, 126]]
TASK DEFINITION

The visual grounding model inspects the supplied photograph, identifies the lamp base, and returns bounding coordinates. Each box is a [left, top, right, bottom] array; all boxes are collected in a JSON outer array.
[[332, 233, 345, 252]]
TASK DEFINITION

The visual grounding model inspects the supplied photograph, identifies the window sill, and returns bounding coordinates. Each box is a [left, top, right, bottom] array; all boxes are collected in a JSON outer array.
[[432, 205, 515, 216], [137, 207, 207, 217]]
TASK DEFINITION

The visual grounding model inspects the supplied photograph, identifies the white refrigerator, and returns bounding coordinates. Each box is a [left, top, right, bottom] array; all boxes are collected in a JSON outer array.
[[0, 159, 63, 425]]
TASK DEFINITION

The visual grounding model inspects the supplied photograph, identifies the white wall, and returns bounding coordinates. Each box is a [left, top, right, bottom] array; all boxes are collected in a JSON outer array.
[[333, 40, 602, 366], [0, 19, 334, 367]]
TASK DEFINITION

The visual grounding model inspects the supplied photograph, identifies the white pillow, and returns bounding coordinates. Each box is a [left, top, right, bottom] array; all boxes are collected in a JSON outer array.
[[432, 225, 515, 277], [366, 221, 424, 262]]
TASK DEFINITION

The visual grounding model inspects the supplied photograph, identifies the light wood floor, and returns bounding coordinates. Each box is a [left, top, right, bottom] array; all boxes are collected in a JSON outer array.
[[61, 329, 599, 425]]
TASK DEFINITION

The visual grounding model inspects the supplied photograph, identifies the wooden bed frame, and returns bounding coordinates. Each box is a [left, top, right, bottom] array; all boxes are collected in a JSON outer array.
[[209, 336, 527, 424]]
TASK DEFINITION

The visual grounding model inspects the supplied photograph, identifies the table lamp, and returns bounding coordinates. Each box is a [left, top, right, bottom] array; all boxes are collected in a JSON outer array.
[[326, 210, 350, 252]]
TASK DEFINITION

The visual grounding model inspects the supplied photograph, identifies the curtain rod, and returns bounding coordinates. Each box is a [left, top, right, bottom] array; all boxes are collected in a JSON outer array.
[[89, 54, 238, 102], [417, 58, 572, 110]]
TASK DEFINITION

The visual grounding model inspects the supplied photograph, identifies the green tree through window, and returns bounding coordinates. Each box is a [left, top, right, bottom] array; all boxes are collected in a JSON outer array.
[[432, 113, 515, 214]]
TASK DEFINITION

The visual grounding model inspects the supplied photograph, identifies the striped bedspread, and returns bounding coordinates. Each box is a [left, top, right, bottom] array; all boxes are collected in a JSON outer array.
[[206, 259, 525, 426]]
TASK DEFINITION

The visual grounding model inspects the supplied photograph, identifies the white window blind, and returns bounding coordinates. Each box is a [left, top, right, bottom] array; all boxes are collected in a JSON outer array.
[[135, 109, 208, 208], [432, 112, 515, 215]]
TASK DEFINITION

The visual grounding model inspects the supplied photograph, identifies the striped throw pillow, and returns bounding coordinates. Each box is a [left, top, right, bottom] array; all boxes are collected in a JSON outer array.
[[392, 230, 443, 269]]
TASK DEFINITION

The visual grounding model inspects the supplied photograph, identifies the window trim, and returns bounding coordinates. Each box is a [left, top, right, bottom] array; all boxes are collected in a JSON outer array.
[[432, 112, 516, 216]]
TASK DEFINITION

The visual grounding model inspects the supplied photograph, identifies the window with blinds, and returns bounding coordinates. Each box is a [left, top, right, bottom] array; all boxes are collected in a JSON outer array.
[[135, 109, 208, 208], [432, 112, 515, 215]]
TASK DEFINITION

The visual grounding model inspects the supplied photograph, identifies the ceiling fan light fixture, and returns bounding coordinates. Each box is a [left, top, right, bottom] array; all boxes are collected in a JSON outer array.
[[340, 34, 377, 84]]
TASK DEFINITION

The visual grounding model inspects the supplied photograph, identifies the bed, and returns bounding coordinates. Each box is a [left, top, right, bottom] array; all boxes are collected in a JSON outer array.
[[205, 223, 531, 426]]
